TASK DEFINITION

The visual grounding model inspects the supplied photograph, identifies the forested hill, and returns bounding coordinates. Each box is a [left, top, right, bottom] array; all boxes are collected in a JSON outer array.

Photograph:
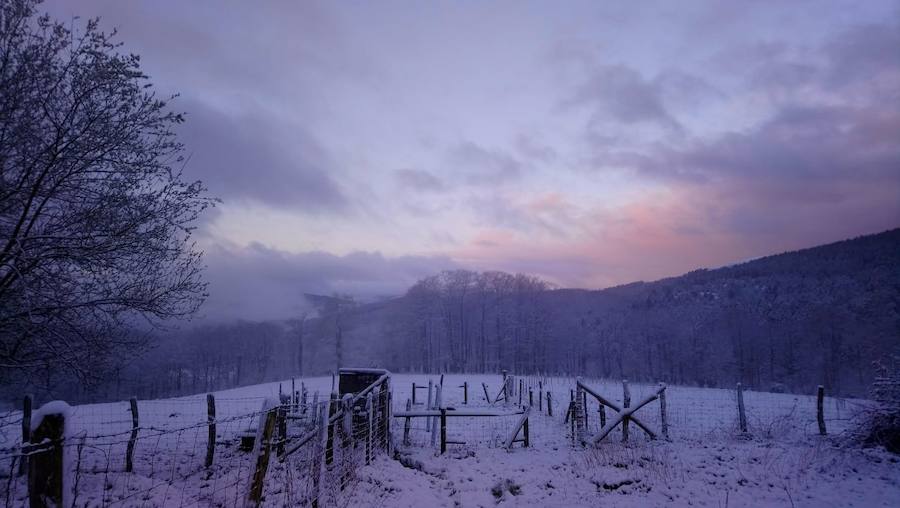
[[330, 227, 900, 397], [30, 228, 897, 403]]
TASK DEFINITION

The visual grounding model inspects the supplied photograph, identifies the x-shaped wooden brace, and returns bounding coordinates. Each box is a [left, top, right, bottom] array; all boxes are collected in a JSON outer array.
[[577, 381, 665, 445]]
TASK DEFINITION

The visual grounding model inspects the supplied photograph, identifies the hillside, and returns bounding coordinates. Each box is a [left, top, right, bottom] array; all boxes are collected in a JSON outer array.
[[11, 228, 896, 403], [331, 228, 900, 397]]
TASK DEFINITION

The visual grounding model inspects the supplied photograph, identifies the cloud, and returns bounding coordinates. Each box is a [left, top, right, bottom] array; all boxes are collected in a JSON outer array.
[[199, 243, 459, 321], [448, 142, 522, 185], [564, 64, 683, 132], [515, 134, 558, 164], [177, 101, 347, 213], [394, 168, 446, 192]]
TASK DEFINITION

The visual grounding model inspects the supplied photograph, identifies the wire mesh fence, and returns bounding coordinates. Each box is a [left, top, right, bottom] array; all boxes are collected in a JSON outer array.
[[0, 374, 392, 507], [0, 372, 876, 506]]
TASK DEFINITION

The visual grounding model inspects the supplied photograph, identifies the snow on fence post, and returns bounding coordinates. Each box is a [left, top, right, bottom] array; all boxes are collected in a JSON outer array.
[[206, 394, 216, 468], [18, 394, 31, 476], [658, 384, 669, 440], [126, 397, 139, 472], [622, 380, 631, 443], [736, 382, 748, 434], [817, 385, 827, 436], [27, 401, 68, 508]]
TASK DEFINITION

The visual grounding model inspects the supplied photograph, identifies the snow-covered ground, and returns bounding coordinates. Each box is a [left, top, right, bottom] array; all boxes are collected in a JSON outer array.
[[1, 373, 898, 507]]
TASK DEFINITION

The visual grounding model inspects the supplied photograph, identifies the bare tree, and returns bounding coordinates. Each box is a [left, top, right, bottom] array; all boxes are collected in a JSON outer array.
[[0, 1, 215, 388]]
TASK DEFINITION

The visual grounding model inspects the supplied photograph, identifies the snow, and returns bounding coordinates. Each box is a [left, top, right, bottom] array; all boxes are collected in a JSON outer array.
[[30, 400, 71, 433], [1, 374, 898, 507]]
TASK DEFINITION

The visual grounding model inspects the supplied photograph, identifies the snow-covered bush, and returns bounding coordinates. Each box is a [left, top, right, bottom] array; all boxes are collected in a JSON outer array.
[[858, 353, 900, 453]]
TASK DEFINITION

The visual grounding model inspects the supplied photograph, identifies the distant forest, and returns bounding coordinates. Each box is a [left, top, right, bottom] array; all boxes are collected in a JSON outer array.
[[10, 228, 899, 403]]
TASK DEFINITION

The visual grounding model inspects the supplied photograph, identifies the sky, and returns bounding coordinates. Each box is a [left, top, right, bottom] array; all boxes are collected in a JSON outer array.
[[44, 0, 900, 321]]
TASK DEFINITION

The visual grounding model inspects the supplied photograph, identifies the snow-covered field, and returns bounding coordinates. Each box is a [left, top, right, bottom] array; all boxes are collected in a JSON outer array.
[[1, 373, 898, 507]]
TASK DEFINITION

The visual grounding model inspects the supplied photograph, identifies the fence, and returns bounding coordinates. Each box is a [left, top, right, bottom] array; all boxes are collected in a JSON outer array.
[[0, 374, 392, 507], [562, 377, 869, 445]]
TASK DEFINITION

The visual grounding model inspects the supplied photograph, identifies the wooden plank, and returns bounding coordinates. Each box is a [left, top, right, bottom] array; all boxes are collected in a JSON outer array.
[[505, 406, 532, 450], [590, 388, 662, 445], [578, 380, 656, 438]]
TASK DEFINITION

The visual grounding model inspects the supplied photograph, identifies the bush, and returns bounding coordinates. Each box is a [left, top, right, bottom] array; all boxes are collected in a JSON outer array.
[[859, 354, 900, 453]]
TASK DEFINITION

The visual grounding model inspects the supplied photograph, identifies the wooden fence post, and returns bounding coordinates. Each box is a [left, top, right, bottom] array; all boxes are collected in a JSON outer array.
[[247, 404, 277, 507], [482, 382, 491, 403], [599, 404, 606, 428], [427, 380, 434, 423], [463, 381, 468, 405], [412, 382, 417, 405], [291, 378, 296, 411], [658, 384, 669, 440], [126, 397, 139, 472], [302, 383, 308, 414], [439, 408, 447, 454], [403, 399, 412, 446], [430, 385, 442, 447], [366, 392, 374, 464], [737, 382, 747, 434], [28, 403, 67, 508], [622, 380, 630, 443], [312, 402, 328, 508], [18, 394, 31, 476], [529, 389, 533, 407], [206, 394, 216, 468], [340, 396, 352, 491], [326, 393, 338, 466], [817, 385, 827, 436], [523, 414, 530, 447], [583, 390, 588, 429], [385, 386, 393, 454], [276, 405, 287, 458], [539, 382, 543, 412], [310, 392, 320, 428], [547, 392, 553, 417]]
